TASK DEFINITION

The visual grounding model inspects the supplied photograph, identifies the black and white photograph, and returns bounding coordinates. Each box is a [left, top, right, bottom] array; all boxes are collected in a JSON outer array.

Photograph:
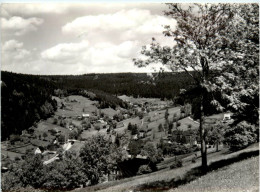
[[1, 2, 259, 192]]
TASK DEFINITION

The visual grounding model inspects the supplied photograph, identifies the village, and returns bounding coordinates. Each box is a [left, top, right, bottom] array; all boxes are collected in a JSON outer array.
[[1, 93, 232, 180]]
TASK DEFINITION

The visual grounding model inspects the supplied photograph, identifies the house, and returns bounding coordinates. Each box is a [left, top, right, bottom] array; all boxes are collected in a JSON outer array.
[[97, 119, 107, 125], [35, 147, 42, 154], [1, 167, 8, 173], [223, 113, 231, 121], [82, 113, 90, 118], [139, 131, 145, 138], [132, 134, 138, 140]]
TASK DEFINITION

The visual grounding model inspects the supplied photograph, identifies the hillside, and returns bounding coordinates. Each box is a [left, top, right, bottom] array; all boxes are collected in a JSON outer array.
[[170, 156, 259, 192], [1, 71, 57, 140], [1, 71, 197, 141]]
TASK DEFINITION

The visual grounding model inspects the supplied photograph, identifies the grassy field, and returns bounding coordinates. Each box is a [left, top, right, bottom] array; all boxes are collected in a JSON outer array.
[[1, 149, 23, 160], [36, 121, 70, 140], [170, 156, 259, 192], [54, 95, 118, 118]]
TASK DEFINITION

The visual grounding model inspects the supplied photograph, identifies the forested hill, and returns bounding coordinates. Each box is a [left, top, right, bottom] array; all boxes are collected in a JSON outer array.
[[43, 72, 195, 99], [1, 71, 57, 141]]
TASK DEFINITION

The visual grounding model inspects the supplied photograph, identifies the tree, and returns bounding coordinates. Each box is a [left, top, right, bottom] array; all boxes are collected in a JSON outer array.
[[128, 122, 132, 131], [164, 108, 169, 121], [69, 130, 78, 139], [79, 135, 126, 185], [44, 151, 86, 190], [20, 154, 46, 188], [158, 123, 163, 132], [131, 124, 138, 135], [9, 134, 20, 145], [42, 132, 48, 141], [224, 121, 257, 151], [206, 122, 225, 151], [53, 118, 58, 124], [137, 165, 152, 175], [134, 3, 259, 171], [57, 134, 65, 144], [140, 142, 162, 163], [128, 140, 143, 157]]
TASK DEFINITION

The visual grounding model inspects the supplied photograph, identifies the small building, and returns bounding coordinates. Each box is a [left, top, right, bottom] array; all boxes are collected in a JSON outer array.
[[1, 167, 8, 173], [223, 113, 231, 121], [82, 113, 90, 118], [139, 131, 145, 138], [132, 134, 138, 140], [35, 147, 42, 154]]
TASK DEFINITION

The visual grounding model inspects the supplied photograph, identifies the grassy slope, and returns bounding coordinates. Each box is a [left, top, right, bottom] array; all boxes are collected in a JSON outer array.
[[170, 156, 259, 192], [74, 143, 259, 192]]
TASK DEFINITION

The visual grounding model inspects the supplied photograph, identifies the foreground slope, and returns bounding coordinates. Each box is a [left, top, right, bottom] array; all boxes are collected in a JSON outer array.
[[74, 144, 258, 192], [170, 156, 259, 192]]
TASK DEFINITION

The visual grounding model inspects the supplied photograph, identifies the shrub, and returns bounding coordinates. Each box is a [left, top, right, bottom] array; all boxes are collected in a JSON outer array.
[[158, 124, 163, 132], [137, 165, 152, 175], [191, 157, 196, 163], [224, 121, 257, 151], [170, 160, 183, 169], [94, 124, 101, 131], [53, 118, 58, 124]]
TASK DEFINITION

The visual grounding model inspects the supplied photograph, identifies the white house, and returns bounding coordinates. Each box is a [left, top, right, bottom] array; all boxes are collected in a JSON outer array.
[[82, 113, 90, 118], [35, 147, 42, 154], [223, 113, 231, 121]]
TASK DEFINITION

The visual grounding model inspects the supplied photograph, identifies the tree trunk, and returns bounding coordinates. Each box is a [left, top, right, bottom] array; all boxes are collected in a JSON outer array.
[[199, 94, 207, 173], [216, 141, 219, 152]]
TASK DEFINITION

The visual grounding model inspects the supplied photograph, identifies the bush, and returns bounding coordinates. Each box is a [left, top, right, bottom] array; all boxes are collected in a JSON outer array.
[[170, 160, 183, 169], [191, 157, 196, 163], [224, 121, 257, 151], [137, 165, 152, 175], [53, 118, 58, 124], [94, 124, 101, 131]]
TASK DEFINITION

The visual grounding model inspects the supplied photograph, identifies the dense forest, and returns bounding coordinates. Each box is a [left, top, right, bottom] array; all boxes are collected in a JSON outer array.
[[1, 72, 57, 141], [43, 72, 196, 99]]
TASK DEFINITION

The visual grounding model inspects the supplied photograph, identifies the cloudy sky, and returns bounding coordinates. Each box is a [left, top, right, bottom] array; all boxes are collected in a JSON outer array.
[[1, 3, 178, 75]]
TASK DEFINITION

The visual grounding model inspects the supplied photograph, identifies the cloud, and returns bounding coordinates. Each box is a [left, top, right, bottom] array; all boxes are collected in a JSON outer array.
[[2, 40, 30, 59], [2, 39, 24, 51], [2, 40, 31, 69], [1, 4, 174, 75], [1, 4, 69, 17], [62, 9, 176, 42], [41, 40, 89, 64], [40, 39, 162, 74], [1, 16, 44, 36]]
